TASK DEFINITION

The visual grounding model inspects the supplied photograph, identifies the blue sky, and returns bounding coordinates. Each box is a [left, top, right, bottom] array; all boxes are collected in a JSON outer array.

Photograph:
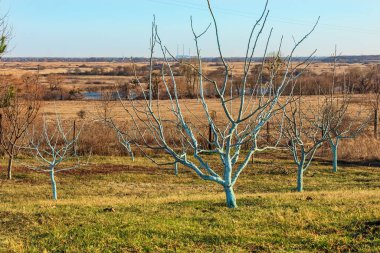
[[2, 0, 380, 57]]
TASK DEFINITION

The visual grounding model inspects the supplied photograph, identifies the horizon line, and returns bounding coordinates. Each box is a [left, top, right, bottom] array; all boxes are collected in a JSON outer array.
[[3, 54, 380, 59]]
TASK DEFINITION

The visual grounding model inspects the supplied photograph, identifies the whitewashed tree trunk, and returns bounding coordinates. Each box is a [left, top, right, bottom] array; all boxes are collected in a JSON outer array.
[[330, 139, 339, 173], [224, 185, 237, 208], [296, 164, 304, 192], [50, 168, 57, 201]]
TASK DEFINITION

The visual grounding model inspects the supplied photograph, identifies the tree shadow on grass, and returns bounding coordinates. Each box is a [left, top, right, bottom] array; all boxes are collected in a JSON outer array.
[[314, 158, 380, 168], [347, 219, 380, 242]]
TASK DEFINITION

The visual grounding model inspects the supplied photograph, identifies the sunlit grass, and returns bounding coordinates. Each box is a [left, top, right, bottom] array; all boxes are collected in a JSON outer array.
[[0, 154, 379, 252]]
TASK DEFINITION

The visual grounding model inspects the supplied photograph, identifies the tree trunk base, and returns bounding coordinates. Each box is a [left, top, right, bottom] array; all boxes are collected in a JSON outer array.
[[297, 166, 303, 192], [332, 144, 339, 173], [50, 171, 58, 200], [7, 157, 13, 180], [224, 186, 237, 208]]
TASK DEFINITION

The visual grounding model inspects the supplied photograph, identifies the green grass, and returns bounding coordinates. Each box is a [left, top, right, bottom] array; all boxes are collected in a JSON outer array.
[[0, 154, 379, 252]]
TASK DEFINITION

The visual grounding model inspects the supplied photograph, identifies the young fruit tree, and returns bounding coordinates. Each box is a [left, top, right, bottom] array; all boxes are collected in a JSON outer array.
[[0, 84, 40, 180], [24, 116, 83, 200], [282, 94, 330, 192], [110, 0, 319, 208], [317, 51, 371, 173], [94, 91, 135, 159], [109, 122, 135, 161], [320, 94, 370, 173]]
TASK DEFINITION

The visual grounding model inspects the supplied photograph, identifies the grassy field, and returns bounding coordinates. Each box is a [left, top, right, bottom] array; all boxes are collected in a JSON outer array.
[[0, 154, 379, 252]]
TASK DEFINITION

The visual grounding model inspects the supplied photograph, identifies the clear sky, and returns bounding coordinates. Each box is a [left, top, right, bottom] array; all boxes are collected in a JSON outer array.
[[2, 0, 380, 57]]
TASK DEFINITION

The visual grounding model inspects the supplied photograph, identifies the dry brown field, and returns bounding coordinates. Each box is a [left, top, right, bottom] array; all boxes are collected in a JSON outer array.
[[0, 61, 375, 132], [0, 60, 371, 92], [1, 61, 378, 160], [39, 95, 371, 121], [0, 61, 369, 76]]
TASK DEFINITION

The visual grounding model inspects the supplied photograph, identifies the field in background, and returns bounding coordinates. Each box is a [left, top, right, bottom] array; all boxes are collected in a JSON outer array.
[[36, 95, 379, 162], [0, 60, 371, 93], [0, 60, 369, 76], [1, 60, 379, 161]]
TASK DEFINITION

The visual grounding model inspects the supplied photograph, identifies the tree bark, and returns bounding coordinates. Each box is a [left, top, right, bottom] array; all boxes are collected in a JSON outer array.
[[297, 165, 303, 192], [208, 123, 212, 150], [224, 185, 237, 208], [50, 169, 58, 200], [174, 162, 178, 176], [332, 143, 339, 173], [375, 108, 378, 139], [7, 156, 13, 180]]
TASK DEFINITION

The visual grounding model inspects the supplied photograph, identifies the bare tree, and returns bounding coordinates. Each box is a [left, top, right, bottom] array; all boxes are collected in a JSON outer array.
[[110, 0, 319, 208], [369, 64, 380, 138], [282, 94, 329, 192], [116, 80, 132, 99], [320, 94, 370, 173], [95, 90, 115, 122], [94, 91, 136, 159], [0, 84, 40, 179], [317, 49, 371, 173], [46, 74, 66, 100], [179, 60, 199, 98], [106, 119, 135, 161], [256, 51, 284, 92], [0, 12, 12, 175], [0, 84, 15, 107], [24, 115, 83, 200], [46, 74, 65, 91], [151, 72, 162, 99]]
